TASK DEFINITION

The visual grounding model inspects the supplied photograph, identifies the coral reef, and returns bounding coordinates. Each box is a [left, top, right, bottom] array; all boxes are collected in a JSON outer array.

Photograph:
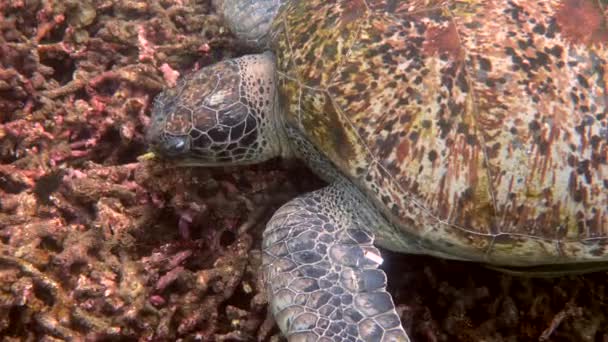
[[1, 0, 607, 340]]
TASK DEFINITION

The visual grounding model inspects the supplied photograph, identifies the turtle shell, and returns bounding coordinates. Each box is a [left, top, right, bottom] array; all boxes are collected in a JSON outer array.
[[270, 0, 608, 265]]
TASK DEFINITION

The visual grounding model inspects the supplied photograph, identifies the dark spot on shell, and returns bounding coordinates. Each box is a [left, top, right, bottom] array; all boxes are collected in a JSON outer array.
[[409, 131, 419, 143], [437, 118, 452, 139], [478, 57, 492, 71], [466, 134, 477, 145], [571, 91, 580, 105], [577, 74, 590, 88], [546, 45, 563, 58], [533, 23, 546, 35], [569, 172, 586, 203], [461, 187, 474, 201], [590, 135, 602, 149], [457, 122, 469, 134], [538, 140, 549, 155], [534, 51, 550, 69], [464, 21, 482, 29], [456, 71, 469, 92], [399, 113, 411, 123], [354, 82, 367, 91], [528, 120, 541, 131]]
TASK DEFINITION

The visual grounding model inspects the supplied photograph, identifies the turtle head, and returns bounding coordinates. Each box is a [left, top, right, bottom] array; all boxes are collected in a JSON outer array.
[[147, 53, 286, 166]]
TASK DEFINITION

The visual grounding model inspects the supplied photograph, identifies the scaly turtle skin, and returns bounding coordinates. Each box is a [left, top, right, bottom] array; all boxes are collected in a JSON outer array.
[[147, 1, 608, 341]]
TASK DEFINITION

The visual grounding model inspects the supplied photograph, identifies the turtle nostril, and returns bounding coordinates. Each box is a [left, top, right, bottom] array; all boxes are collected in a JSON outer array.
[[160, 135, 190, 156]]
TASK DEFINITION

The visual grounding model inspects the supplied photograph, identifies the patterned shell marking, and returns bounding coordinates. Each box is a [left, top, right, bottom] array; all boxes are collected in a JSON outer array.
[[271, 0, 608, 265]]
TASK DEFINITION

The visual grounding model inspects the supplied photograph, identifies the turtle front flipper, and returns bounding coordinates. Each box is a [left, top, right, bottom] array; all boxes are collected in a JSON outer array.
[[262, 183, 409, 341]]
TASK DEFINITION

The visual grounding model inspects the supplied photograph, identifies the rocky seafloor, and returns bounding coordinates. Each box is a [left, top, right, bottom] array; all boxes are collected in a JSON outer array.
[[1, 1, 607, 341]]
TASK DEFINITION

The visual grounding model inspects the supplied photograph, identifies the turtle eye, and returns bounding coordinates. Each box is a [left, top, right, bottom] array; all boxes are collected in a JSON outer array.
[[160, 135, 190, 156]]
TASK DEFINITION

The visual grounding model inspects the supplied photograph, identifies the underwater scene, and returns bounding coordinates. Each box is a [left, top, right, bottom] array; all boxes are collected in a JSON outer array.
[[1, 0, 608, 341]]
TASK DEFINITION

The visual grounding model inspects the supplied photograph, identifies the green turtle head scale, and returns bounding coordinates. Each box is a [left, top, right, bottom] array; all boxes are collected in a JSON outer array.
[[147, 52, 288, 166]]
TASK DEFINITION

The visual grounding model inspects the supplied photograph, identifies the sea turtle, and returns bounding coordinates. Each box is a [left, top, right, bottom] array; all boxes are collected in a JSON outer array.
[[146, 0, 608, 340]]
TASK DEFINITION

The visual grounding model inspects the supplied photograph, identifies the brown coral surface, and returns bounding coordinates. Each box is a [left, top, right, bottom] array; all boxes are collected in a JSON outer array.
[[0, 0, 607, 341]]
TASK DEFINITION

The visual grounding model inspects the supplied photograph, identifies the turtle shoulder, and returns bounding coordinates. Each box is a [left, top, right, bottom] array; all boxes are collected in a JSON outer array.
[[272, 0, 608, 265], [269, 0, 368, 175]]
